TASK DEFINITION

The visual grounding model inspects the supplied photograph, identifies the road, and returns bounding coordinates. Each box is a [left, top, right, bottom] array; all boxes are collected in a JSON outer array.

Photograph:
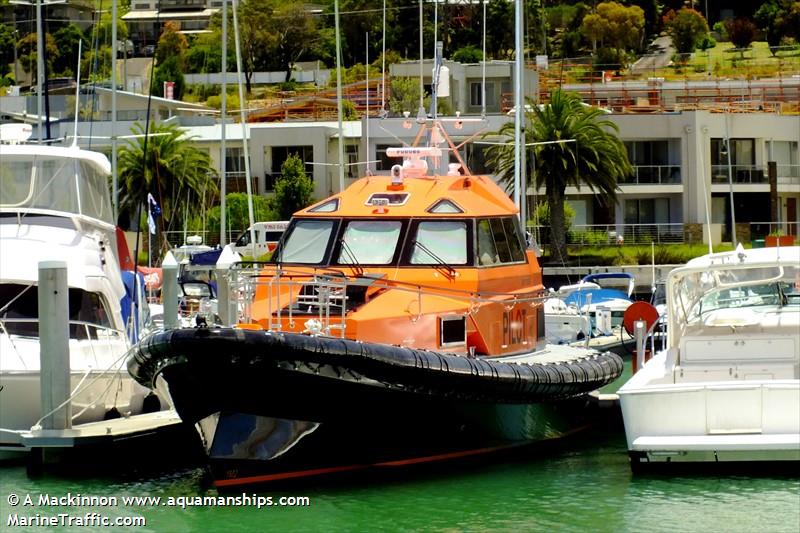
[[630, 36, 676, 75]]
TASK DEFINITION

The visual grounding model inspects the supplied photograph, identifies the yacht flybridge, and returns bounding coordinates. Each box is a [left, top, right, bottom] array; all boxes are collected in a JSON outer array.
[[619, 245, 800, 467], [128, 120, 623, 487]]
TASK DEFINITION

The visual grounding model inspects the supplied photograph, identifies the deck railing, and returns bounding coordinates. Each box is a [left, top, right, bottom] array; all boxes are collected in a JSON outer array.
[[528, 223, 686, 246], [619, 165, 681, 185]]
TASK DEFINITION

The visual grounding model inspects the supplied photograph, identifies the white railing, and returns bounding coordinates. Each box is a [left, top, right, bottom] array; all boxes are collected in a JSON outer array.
[[710, 165, 766, 183], [620, 165, 681, 185], [227, 265, 547, 339], [529, 223, 685, 246]]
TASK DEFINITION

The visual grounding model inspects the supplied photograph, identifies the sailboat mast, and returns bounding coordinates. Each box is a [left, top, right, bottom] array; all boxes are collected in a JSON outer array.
[[334, 0, 346, 192], [35, 0, 43, 142], [231, 0, 256, 253], [514, 0, 526, 225], [112, 0, 118, 220], [220, 0, 228, 245]]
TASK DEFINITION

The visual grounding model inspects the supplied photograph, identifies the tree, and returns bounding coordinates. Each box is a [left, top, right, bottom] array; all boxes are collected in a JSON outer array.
[[53, 25, 87, 77], [202, 193, 274, 239], [725, 17, 757, 49], [266, 1, 320, 82], [0, 23, 14, 79], [152, 56, 185, 100], [581, 1, 645, 63], [156, 21, 188, 67], [664, 8, 710, 55], [269, 154, 314, 220], [117, 122, 218, 250], [755, 0, 800, 54], [17, 32, 58, 84], [484, 90, 631, 265], [452, 44, 483, 64]]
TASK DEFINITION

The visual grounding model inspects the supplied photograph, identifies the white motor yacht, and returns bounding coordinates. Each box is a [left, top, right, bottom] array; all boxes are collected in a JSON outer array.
[[0, 133, 161, 453], [619, 245, 800, 467]]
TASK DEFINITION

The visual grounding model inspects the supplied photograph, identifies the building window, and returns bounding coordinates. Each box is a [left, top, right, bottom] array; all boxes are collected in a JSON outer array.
[[225, 147, 246, 175], [469, 81, 494, 107], [625, 140, 669, 165], [624, 198, 670, 225], [711, 138, 755, 166], [271, 146, 313, 175]]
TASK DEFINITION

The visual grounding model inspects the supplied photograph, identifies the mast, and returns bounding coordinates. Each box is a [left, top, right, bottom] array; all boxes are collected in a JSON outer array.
[[514, 0, 526, 224], [231, 0, 255, 251], [112, 0, 118, 220], [220, 0, 228, 245], [35, 0, 43, 142], [334, 0, 345, 192]]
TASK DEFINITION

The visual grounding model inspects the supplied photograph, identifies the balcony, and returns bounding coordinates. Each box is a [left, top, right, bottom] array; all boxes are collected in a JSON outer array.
[[619, 165, 681, 185], [710, 165, 766, 184]]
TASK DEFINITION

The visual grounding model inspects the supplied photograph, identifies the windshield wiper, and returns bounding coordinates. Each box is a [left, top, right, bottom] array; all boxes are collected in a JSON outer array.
[[412, 240, 456, 279], [339, 239, 364, 276]]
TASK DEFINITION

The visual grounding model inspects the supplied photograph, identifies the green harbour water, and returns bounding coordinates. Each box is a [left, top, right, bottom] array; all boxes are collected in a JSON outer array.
[[1, 428, 798, 533]]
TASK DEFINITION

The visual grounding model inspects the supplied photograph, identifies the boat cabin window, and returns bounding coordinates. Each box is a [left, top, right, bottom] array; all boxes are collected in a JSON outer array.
[[409, 221, 468, 265], [476, 218, 526, 266], [0, 155, 113, 224], [278, 219, 335, 264], [0, 283, 113, 338], [336, 220, 402, 265]]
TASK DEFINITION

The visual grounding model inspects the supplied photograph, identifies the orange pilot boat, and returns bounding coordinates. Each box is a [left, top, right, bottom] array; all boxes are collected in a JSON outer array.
[[128, 120, 623, 488]]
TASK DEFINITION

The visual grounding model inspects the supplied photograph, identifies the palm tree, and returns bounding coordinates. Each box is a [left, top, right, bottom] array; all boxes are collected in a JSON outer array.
[[485, 90, 631, 265], [118, 122, 218, 252]]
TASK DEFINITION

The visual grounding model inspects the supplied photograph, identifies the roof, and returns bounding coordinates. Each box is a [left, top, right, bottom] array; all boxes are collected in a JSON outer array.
[[297, 173, 517, 219], [181, 121, 362, 142], [122, 8, 220, 21], [93, 87, 210, 111]]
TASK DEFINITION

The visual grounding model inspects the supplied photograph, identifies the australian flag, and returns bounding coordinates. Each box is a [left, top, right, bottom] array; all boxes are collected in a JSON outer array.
[[147, 193, 161, 235]]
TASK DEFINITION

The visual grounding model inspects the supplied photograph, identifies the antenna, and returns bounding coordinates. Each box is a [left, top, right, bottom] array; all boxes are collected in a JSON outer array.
[[72, 39, 81, 146]]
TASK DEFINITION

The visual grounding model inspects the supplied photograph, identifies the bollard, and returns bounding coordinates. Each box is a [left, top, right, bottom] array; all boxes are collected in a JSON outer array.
[[162, 251, 178, 329], [583, 292, 593, 348], [634, 319, 646, 373], [215, 245, 240, 326], [38, 261, 71, 430]]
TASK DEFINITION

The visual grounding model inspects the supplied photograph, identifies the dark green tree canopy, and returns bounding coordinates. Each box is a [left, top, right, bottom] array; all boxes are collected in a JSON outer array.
[[269, 154, 314, 220], [118, 122, 218, 249], [665, 8, 710, 55]]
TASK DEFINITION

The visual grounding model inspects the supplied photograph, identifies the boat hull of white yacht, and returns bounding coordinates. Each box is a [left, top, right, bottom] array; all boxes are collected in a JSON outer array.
[[620, 352, 800, 464]]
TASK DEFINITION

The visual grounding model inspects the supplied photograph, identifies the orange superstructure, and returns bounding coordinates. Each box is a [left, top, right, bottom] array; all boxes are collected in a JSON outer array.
[[241, 129, 546, 358]]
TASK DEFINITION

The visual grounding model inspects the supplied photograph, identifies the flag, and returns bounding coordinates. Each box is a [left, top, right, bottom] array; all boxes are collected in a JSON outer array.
[[147, 193, 161, 235]]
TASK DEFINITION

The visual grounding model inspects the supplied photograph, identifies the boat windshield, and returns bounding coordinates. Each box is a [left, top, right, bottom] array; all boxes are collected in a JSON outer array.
[[410, 221, 468, 265], [0, 154, 113, 224], [278, 219, 335, 264], [674, 264, 800, 326], [335, 220, 402, 265]]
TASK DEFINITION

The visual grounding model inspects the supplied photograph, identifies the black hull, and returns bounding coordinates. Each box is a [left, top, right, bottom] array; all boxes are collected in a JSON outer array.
[[128, 327, 623, 486]]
